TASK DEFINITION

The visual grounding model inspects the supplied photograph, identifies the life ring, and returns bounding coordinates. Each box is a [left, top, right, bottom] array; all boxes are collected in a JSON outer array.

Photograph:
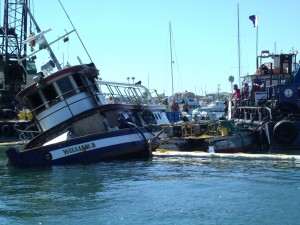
[[273, 120, 298, 144], [2, 125, 12, 137]]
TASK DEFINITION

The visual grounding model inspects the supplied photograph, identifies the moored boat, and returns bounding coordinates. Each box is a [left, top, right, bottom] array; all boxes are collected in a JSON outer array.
[[5, 1, 169, 167], [200, 100, 226, 112], [158, 120, 254, 153], [230, 50, 300, 153], [207, 131, 254, 153], [172, 91, 200, 115]]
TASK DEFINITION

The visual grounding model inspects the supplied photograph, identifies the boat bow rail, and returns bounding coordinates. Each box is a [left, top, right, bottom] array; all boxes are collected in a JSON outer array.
[[98, 80, 159, 105], [99, 81, 167, 125], [233, 106, 273, 125]]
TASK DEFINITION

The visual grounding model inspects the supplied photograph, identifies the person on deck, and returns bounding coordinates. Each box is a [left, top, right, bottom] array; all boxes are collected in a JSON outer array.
[[242, 82, 249, 99], [232, 84, 241, 106], [242, 82, 251, 106]]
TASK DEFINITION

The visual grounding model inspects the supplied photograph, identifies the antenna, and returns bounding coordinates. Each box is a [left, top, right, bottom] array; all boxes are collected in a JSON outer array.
[[58, 0, 93, 63], [77, 56, 82, 65]]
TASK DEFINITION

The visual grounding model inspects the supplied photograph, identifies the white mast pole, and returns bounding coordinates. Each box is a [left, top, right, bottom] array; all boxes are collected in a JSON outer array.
[[237, 4, 241, 88], [169, 22, 174, 97]]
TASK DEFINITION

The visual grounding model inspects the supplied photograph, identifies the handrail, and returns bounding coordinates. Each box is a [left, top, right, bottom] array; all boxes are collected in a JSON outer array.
[[234, 105, 273, 121], [30, 83, 97, 115], [98, 80, 156, 105]]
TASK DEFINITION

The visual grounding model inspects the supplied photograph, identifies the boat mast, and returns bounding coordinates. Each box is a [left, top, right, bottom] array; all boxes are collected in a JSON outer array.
[[169, 22, 174, 97]]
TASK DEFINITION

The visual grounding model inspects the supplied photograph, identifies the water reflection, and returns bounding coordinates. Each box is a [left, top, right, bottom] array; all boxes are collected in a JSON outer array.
[[1, 146, 300, 224], [0, 148, 156, 222]]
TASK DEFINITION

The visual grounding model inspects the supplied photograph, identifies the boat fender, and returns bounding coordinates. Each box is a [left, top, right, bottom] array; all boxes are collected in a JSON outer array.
[[2, 125, 12, 137], [273, 120, 298, 144]]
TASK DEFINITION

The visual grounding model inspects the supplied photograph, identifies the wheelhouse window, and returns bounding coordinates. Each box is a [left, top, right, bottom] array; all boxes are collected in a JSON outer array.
[[42, 84, 58, 105], [72, 73, 87, 92], [27, 92, 44, 114], [56, 77, 76, 99]]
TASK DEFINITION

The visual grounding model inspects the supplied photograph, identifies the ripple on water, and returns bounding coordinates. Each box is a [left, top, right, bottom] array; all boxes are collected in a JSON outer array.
[[1, 148, 300, 224]]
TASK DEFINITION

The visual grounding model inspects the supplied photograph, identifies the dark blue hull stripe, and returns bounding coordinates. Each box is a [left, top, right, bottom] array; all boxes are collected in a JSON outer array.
[[7, 129, 155, 167]]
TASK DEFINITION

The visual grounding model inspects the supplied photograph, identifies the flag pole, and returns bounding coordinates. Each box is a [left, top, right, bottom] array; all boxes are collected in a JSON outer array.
[[256, 16, 258, 60], [237, 4, 241, 88], [249, 15, 259, 70]]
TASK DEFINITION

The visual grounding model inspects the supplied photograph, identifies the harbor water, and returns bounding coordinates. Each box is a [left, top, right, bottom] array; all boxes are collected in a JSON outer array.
[[1, 146, 300, 225]]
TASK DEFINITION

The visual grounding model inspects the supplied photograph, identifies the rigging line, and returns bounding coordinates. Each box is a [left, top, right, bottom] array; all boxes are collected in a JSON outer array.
[[58, 0, 93, 63], [30, 0, 34, 17], [164, 25, 171, 96], [29, 0, 33, 34], [170, 28, 183, 92]]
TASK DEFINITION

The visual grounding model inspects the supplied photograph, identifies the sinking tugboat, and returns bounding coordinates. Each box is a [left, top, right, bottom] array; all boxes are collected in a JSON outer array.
[[230, 50, 300, 153], [6, 1, 169, 167], [0, 0, 37, 143]]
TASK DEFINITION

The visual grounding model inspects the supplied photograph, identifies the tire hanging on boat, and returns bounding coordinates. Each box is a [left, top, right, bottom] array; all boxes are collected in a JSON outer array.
[[273, 120, 298, 144], [2, 125, 12, 137]]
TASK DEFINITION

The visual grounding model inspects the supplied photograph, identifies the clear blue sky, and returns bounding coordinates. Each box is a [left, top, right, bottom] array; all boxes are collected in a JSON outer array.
[[16, 0, 300, 96]]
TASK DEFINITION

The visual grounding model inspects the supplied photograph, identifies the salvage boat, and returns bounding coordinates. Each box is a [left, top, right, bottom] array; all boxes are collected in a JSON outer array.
[[230, 50, 300, 152], [158, 120, 254, 153], [6, 1, 169, 167]]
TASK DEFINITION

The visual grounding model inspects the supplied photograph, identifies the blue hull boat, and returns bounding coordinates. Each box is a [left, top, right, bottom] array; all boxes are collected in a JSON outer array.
[[230, 50, 300, 152], [7, 128, 155, 167], [5, 1, 169, 167]]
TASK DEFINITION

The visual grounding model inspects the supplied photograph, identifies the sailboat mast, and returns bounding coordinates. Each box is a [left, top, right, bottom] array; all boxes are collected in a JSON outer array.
[[169, 22, 174, 97], [237, 3, 241, 87]]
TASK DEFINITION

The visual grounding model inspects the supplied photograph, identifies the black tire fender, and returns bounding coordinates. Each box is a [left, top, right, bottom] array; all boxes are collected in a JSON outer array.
[[2, 125, 12, 137], [273, 120, 298, 144]]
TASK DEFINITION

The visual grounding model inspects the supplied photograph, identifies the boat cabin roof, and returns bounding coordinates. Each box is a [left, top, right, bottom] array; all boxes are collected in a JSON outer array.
[[16, 64, 98, 102]]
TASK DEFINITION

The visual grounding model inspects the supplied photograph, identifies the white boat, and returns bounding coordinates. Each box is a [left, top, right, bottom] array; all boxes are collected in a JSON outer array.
[[172, 92, 200, 114], [201, 101, 226, 112], [191, 109, 219, 121], [6, 1, 169, 167]]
